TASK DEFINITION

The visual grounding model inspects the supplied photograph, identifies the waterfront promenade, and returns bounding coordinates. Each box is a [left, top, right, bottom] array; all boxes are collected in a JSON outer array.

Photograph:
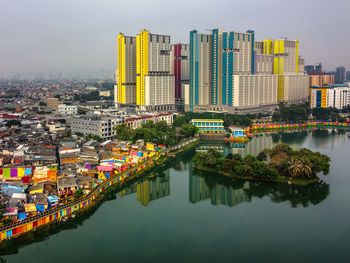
[[0, 138, 198, 241], [248, 121, 350, 131]]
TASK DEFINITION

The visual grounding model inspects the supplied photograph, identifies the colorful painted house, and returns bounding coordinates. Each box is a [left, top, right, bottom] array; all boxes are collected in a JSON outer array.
[[226, 126, 249, 142], [190, 119, 225, 134], [229, 126, 245, 137]]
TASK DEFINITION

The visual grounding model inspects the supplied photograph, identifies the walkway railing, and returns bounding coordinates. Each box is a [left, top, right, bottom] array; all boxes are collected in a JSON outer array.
[[249, 121, 350, 131], [0, 137, 198, 241], [0, 152, 160, 240]]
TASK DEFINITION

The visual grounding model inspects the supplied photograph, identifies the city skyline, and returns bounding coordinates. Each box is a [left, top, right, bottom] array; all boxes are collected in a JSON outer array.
[[1, 0, 350, 77]]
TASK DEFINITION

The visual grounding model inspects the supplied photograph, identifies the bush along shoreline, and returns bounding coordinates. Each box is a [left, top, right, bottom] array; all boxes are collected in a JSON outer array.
[[193, 144, 330, 186]]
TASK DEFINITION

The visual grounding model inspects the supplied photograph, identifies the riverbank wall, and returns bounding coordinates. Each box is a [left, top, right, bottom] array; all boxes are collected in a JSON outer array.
[[194, 164, 320, 186], [248, 121, 350, 131], [0, 137, 198, 242]]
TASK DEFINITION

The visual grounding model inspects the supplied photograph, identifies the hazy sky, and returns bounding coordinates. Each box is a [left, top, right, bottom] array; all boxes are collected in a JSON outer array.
[[0, 0, 349, 76]]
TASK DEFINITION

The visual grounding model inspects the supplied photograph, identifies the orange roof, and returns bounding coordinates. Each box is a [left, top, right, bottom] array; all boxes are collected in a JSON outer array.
[[61, 147, 73, 151], [44, 145, 56, 149]]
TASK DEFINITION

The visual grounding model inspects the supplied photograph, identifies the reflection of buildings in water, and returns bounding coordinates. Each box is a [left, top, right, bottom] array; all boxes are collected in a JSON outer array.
[[307, 129, 329, 149], [178, 161, 190, 172], [118, 183, 138, 197], [173, 155, 192, 171], [211, 182, 249, 207], [137, 170, 170, 206], [189, 168, 249, 208], [198, 129, 335, 159], [230, 134, 275, 156], [228, 132, 305, 157], [307, 129, 348, 150], [189, 162, 211, 203], [196, 144, 224, 153]]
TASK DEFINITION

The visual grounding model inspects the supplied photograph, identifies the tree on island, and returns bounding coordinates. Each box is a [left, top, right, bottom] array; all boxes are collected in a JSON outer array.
[[193, 143, 330, 182], [262, 144, 330, 179]]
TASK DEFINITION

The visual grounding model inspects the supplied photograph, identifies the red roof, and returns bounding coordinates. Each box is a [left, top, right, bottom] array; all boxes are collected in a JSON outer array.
[[2, 114, 18, 119], [126, 113, 172, 122], [44, 145, 56, 149], [61, 147, 73, 151]]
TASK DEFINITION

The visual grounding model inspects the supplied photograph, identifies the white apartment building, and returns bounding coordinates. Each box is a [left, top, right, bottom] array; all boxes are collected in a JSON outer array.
[[71, 114, 124, 140], [183, 84, 190, 109], [232, 74, 278, 109], [310, 84, 350, 109], [145, 76, 175, 111], [255, 54, 274, 75], [57, 104, 78, 115], [125, 113, 173, 129], [282, 74, 309, 103]]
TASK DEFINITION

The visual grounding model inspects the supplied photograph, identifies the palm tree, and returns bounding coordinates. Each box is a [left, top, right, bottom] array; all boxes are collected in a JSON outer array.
[[242, 164, 253, 176], [299, 159, 313, 178], [205, 155, 217, 168], [288, 158, 301, 178]]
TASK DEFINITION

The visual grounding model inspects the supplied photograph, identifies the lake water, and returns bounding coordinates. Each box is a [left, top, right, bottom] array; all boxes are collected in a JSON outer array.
[[2, 128, 350, 263]]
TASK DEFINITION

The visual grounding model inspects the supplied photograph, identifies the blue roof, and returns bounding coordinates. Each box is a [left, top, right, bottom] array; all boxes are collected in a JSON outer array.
[[1, 185, 26, 196], [329, 84, 349, 88], [311, 84, 349, 89], [47, 195, 59, 201]]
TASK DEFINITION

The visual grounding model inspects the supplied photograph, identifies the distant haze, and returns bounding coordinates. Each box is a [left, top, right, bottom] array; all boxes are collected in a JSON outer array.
[[0, 0, 349, 77]]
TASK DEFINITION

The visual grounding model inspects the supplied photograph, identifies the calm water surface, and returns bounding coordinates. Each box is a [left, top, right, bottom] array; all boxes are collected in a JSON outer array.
[[2, 129, 350, 263]]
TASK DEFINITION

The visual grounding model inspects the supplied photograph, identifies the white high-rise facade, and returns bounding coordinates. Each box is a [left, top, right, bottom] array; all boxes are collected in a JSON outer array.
[[310, 84, 350, 109], [115, 31, 175, 111]]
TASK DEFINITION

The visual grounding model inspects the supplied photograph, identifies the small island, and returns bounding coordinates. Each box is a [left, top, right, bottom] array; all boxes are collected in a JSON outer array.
[[193, 144, 331, 186]]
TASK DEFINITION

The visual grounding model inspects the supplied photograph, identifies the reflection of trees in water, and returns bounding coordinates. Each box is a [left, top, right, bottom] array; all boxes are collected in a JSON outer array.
[[244, 180, 330, 208], [194, 169, 247, 191], [311, 129, 329, 137], [172, 160, 183, 171], [0, 159, 174, 257], [194, 168, 330, 208], [171, 149, 196, 172], [194, 169, 329, 208], [336, 129, 346, 135], [271, 130, 308, 144], [0, 190, 108, 256]]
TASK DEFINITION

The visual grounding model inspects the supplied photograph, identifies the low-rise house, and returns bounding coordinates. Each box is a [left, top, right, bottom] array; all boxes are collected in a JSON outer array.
[[57, 176, 78, 197], [27, 193, 49, 211], [32, 166, 57, 184], [60, 148, 80, 165], [229, 126, 246, 137], [76, 174, 95, 190]]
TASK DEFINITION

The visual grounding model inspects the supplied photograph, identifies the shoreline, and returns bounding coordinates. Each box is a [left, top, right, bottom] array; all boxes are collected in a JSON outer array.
[[249, 121, 350, 132], [194, 165, 320, 186], [0, 138, 199, 243]]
